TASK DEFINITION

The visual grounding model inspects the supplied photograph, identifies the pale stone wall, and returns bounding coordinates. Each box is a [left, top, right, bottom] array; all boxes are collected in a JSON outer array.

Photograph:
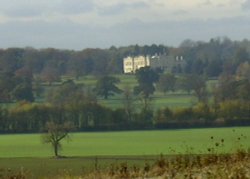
[[123, 54, 186, 73], [123, 56, 134, 73], [133, 56, 149, 71]]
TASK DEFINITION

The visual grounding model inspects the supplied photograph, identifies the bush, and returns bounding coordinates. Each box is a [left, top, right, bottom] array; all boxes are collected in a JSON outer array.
[[218, 100, 250, 121], [173, 108, 194, 121]]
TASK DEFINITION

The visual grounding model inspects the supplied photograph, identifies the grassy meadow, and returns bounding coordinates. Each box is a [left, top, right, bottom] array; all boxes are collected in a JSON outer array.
[[0, 127, 249, 158], [0, 127, 249, 178]]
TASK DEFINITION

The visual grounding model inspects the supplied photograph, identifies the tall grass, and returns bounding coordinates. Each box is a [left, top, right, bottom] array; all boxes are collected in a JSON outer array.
[[1, 150, 249, 178]]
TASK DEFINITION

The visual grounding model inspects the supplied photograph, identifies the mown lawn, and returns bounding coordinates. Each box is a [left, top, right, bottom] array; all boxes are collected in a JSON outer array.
[[98, 91, 196, 109]]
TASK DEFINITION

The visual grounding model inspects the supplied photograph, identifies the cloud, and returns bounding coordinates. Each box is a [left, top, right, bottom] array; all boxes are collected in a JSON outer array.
[[200, 0, 212, 6], [0, 1, 46, 17], [242, 0, 250, 10], [55, 0, 95, 15], [3, 7, 43, 18], [0, 20, 90, 50], [172, 10, 189, 16], [0, 16, 249, 50], [0, 0, 95, 18], [0, 0, 249, 49], [98, 2, 149, 16]]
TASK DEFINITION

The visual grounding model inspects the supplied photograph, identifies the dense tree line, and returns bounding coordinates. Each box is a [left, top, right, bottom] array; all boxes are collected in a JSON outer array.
[[0, 99, 249, 133], [179, 38, 250, 76], [0, 45, 165, 80], [0, 37, 249, 78]]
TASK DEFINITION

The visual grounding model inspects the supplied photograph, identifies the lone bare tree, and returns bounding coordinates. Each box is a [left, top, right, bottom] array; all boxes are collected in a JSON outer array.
[[42, 121, 74, 157]]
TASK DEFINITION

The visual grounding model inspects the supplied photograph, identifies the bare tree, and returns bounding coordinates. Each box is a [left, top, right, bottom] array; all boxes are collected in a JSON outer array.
[[42, 121, 74, 157]]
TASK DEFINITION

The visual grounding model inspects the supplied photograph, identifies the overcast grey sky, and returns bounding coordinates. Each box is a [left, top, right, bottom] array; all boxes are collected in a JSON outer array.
[[0, 0, 250, 50]]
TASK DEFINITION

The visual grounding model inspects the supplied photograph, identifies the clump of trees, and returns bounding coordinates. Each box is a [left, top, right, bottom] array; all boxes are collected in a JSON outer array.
[[0, 71, 34, 102], [134, 67, 159, 99], [94, 76, 122, 99]]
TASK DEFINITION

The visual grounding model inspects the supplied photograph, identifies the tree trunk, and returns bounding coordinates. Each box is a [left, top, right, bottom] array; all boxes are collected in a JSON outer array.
[[54, 142, 58, 157]]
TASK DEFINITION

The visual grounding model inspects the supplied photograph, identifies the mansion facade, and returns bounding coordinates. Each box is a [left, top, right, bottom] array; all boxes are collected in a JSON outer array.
[[123, 54, 185, 73]]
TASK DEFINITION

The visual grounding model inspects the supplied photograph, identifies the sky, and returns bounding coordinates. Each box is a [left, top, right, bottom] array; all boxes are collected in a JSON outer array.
[[0, 0, 250, 50]]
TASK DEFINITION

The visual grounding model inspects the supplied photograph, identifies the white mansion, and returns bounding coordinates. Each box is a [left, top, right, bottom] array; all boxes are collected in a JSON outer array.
[[123, 54, 185, 73]]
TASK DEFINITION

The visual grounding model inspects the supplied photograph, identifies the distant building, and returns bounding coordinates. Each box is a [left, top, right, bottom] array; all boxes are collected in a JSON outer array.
[[123, 54, 186, 73]]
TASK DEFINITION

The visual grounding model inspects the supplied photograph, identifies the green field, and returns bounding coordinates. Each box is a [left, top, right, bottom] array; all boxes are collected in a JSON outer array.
[[0, 127, 249, 158], [0, 127, 249, 178]]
